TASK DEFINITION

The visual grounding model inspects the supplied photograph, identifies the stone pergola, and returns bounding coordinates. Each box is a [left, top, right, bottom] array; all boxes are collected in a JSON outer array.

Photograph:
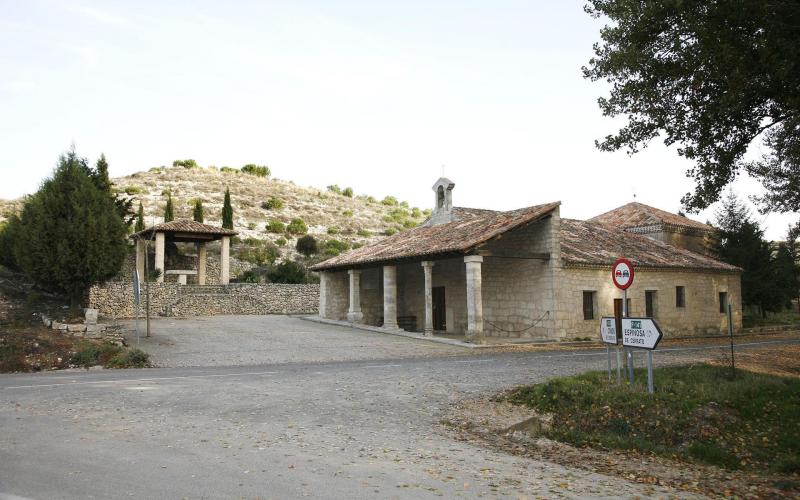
[[131, 219, 238, 285]]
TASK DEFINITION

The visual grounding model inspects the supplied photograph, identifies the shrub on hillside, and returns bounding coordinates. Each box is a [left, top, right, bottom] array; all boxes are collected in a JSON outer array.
[[124, 186, 143, 195], [327, 184, 342, 194], [287, 218, 308, 235], [342, 187, 353, 198], [384, 227, 398, 236], [275, 236, 287, 246], [342, 209, 353, 217], [238, 240, 280, 266], [220, 166, 238, 174], [356, 228, 371, 237], [323, 239, 350, 256], [266, 220, 285, 233], [327, 226, 339, 235], [261, 197, 284, 210], [296, 235, 319, 256], [241, 164, 270, 177], [172, 159, 199, 169], [382, 196, 398, 206]]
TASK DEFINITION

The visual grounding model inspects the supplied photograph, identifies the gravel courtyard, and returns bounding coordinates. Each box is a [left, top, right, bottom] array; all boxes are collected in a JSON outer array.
[[119, 315, 467, 367]]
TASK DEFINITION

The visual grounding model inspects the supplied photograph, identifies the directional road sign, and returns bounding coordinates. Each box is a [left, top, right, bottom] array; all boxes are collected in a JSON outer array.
[[600, 316, 618, 345], [621, 317, 663, 350]]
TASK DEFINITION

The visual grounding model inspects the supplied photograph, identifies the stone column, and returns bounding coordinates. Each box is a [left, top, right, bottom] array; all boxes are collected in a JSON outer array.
[[154, 232, 165, 283], [318, 272, 328, 318], [464, 255, 484, 344], [220, 236, 231, 285], [347, 269, 364, 323], [421, 261, 434, 336], [197, 242, 207, 285], [135, 239, 145, 284], [382, 265, 398, 329]]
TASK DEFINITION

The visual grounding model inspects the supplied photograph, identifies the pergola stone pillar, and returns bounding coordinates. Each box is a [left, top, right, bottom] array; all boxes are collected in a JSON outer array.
[[421, 261, 435, 336], [382, 265, 398, 329], [220, 236, 231, 285], [464, 255, 484, 344], [154, 232, 165, 283], [135, 239, 146, 283], [318, 272, 328, 318], [197, 242, 207, 285], [347, 269, 364, 323]]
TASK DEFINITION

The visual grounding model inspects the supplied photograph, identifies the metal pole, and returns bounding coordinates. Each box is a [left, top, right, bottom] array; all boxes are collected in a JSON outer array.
[[135, 302, 140, 346], [607, 345, 612, 380], [728, 303, 735, 378], [616, 347, 621, 384], [647, 350, 654, 393], [623, 289, 634, 386]]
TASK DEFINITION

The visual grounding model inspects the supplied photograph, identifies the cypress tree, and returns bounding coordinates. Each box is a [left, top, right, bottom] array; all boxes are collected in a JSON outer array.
[[93, 153, 134, 225], [135, 202, 145, 232], [14, 150, 128, 307], [193, 199, 204, 223], [222, 187, 233, 229], [164, 191, 174, 222]]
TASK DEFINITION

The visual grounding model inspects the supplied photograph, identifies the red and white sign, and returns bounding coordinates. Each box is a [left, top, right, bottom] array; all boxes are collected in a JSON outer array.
[[612, 258, 634, 290]]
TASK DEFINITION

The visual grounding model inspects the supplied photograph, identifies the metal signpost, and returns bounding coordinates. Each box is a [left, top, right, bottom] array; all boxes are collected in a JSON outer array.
[[600, 316, 618, 382], [132, 270, 141, 345], [621, 317, 663, 393], [611, 258, 634, 386]]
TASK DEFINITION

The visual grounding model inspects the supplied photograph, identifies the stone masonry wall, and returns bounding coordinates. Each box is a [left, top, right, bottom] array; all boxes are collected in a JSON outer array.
[[89, 282, 319, 319], [553, 266, 742, 339]]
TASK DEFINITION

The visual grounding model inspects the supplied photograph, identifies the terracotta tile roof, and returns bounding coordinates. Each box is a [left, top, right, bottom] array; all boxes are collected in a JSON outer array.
[[311, 202, 561, 271], [560, 219, 739, 272], [131, 219, 237, 239], [589, 202, 715, 233]]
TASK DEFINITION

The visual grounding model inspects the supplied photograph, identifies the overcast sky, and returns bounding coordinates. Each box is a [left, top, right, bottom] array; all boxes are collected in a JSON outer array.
[[0, 0, 795, 239]]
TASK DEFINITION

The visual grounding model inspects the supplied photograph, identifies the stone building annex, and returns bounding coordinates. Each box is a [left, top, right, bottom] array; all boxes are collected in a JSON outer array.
[[311, 178, 742, 343]]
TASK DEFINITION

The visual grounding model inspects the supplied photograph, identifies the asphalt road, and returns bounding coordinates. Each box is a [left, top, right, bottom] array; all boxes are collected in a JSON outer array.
[[1, 340, 787, 499]]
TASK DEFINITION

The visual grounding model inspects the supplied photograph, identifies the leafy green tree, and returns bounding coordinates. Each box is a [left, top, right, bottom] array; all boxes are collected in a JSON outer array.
[[192, 199, 204, 223], [13, 150, 128, 306], [714, 193, 778, 316], [267, 260, 311, 284], [772, 241, 799, 310], [295, 235, 318, 256], [222, 187, 233, 229], [0, 215, 21, 269], [135, 202, 145, 232], [163, 191, 174, 222], [584, 1, 800, 212]]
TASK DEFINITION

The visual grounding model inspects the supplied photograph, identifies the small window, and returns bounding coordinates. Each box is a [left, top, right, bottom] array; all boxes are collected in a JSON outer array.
[[676, 286, 685, 308], [583, 291, 595, 320], [437, 186, 445, 209], [719, 292, 728, 314], [645, 290, 657, 318]]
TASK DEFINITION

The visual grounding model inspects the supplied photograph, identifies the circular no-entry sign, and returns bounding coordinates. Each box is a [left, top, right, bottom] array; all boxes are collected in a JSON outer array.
[[612, 258, 634, 290]]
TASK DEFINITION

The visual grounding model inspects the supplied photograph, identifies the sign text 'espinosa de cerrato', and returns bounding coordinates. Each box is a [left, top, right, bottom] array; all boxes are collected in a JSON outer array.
[[621, 317, 663, 350]]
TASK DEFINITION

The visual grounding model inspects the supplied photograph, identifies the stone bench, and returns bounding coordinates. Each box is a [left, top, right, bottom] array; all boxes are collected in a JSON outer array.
[[165, 269, 198, 285]]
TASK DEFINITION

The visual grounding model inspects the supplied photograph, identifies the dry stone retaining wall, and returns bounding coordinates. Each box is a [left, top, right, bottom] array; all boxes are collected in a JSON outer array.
[[89, 282, 319, 318]]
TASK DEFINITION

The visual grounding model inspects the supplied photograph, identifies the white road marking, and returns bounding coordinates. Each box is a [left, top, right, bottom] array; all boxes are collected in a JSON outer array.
[[364, 364, 402, 369], [3, 370, 279, 390], [452, 359, 495, 363]]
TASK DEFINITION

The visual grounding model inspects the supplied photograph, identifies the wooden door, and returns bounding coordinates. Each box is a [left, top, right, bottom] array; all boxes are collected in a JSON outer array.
[[432, 286, 446, 331]]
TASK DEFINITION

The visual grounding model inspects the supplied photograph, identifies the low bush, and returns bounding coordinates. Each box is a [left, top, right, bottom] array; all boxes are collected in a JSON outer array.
[[382, 196, 398, 206], [268, 260, 312, 284], [342, 187, 353, 197], [241, 164, 270, 177], [323, 239, 350, 256], [275, 237, 287, 246], [357, 228, 371, 237], [327, 184, 342, 194], [107, 348, 150, 368], [342, 209, 353, 217], [384, 227, 398, 236], [327, 226, 339, 235], [261, 197, 284, 210], [172, 159, 199, 169], [247, 222, 256, 230], [266, 220, 285, 233], [124, 186, 143, 195], [287, 218, 308, 235], [220, 166, 238, 174]]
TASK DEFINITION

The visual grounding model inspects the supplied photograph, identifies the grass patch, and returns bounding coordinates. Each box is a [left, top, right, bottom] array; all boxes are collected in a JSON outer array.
[[70, 342, 150, 369], [506, 364, 800, 473]]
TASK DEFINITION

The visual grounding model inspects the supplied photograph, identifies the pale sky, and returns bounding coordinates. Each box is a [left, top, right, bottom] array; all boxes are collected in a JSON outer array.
[[0, 0, 795, 240]]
